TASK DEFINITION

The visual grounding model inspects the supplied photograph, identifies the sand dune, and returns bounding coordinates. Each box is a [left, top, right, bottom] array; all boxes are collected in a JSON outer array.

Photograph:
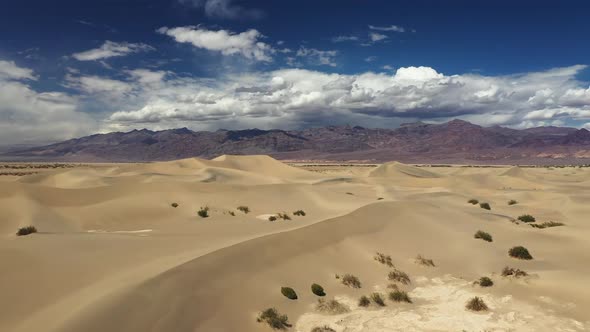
[[1, 157, 589, 332]]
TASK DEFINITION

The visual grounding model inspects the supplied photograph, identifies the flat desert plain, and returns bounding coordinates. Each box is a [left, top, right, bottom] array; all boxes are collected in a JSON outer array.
[[1, 155, 589, 332]]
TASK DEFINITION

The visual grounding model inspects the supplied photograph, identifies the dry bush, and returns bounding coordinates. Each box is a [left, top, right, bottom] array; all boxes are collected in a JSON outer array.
[[171, 202, 178, 208], [16, 226, 37, 236], [197, 206, 209, 218], [468, 199, 479, 205], [316, 298, 350, 314], [293, 210, 306, 216], [388, 269, 411, 285], [237, 206, 250, 214], [530, 221, 564, 229], [478, 276, 494, 287], [465, 296, 488, 311], [257, 308, 290, 330], [311, 283, 326, 296], [277, 213, 291, 221], [479, 202, 491, 210], [269, 216, 277, 221], [474, 230, 493, 242], [501, 266, 528, 278], [389, 290, 412, 303], [508, 199, 518, 205], [281, 287, 298, 300], [517, 214, 536, 223], [311, 326, 336, 332], [387, 283, 399, 290], [370, 292, 386, 306], [341, 274, 362, 288], [415, 254, 435, 267], [374, 252, 394, 267], [358, 295, 370, 307], [509, 246, 533, 260]]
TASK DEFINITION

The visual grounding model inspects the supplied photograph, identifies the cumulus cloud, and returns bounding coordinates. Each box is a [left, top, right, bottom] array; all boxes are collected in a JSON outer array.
[[72, 41, 154, 61], [369, 24, 406, 32], [157, 26, 273, 62], [178, 0, 263, 19], [0, 60, 37, 80]]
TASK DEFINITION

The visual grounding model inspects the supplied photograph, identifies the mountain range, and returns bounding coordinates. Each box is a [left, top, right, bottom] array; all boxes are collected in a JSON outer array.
[[5, 119, 590, 164]]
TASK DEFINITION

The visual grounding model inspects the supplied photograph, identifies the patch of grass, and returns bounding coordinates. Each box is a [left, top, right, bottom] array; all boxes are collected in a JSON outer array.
[[479, 202, 491, 210], [374, 252, 394, 267], [388, 269, 411, 285], [517, 214, 536, 223], [358, 295, 370, 307], [530, 221, 564, 229], [465, 296, 488, 311], [468, 199, 479, 205], [16, 226, 37, 236], [388, 290, 412, 303], [237, 206, 250, 214], [171, 202, 178, 208], [293, 210, 306, 216], [501, 266, 528, 278], [370, 292, 386, 306], [281, 287, 298, 300], [277, 213, 291, 221], [341, 274, 362, 288], [197, 206, 209, 218], [415, 254, 435, 267], [508, 199, 518, 205], [311, 326, 336, 332], [474, 230, 493, 242], [311, 283, 326, 297], [269, 216, 277, 221], [509, 246, 533, 260], [257, 308, 291, 330], [315, 298, 350, 314], [478, 276, 494, 287]]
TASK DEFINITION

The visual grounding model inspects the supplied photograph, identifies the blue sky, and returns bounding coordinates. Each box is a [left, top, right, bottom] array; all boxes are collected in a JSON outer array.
[[1, 0, 590, 144]]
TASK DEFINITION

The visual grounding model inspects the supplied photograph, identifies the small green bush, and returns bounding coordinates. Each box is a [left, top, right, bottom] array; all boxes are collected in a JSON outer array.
[[311, 326, 336, 332], [281, 287, 298, 300], [257, 308, 290, 330], [501, 266, 528, 277], [315, 298, 349, 314], [197, 206, 209, 218], [468, 199, 479, 205], [269, 216, 277, 221], [358, 295, 370, 307], [374, 252, 394, 267], [466, 296, 488, 311], [389, 290, 412, 303], [370, 292, 386, 306], [16, 226, 37, 236], [293, 210, 306, 216], [311, 283, 325, 296], [237, 206, 250, 214], [171, 202, 179, 208], [478, 276, 494, 287], [388, 269, 411, 285], [508, 199, 518, 205], [530, 221, 564, 229], [509, 246, 533, 260], [415, 254, 435, 267], [479, 202, 491, 210], [517, 214, 536, 223], [341, 274, 361, 288], [474, 230, 493, 242]]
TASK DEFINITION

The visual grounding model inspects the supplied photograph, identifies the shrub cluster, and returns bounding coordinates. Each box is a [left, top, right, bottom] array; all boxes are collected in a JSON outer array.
[[257, 308, 290, 330], [374, 252, 394, 267], [281, 287, 298, 300], [293, 210, 306, 216], [316, 298, 350, 314], [509, 246, 533, 260], [237, 206, 250, 214], [415, 254, 435, 267], [517, 214, 536, 223], [197, 206, 209, 218], [479, 202, 491, 210], [341, 274, 362, 288], [370, 292, 386, 306], [474, 230, 493, 242], [358, 295, 371, 307], [277, 213, 291, 221], [311, 283, 326, 296], [389, 290, 412, 303], [478, 276, 494, 287], [465, 297, 488, 311], [501, 266, 528, 277], [388, 269, 411, 285], [16, 226, 37, 236]]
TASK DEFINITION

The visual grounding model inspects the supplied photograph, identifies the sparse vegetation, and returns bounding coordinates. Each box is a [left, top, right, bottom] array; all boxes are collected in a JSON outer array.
[[311, 283, 326, 296], [517, 214, 536, 223], [374, 252, 394, 267], [277, 213, 291, 221], [502, 266, 528, 278], [281, 287, 298, 300], [389, 290, 412, 303], [257, 308, 290, 330], [474, 230, 493, 242], [478, 276, 494, 287], [387, 283, 399, 290], [171, 202, 178, 208], [341, 274, 362, 288], [269, 216, 277, 221], [508, 199, 518, 205], [388, 269, 411, 285], [370, 292, 386, 306], [237, 206, 250, 214], [346, 192, 354, 195], [311, 326, 336, 332], [479, 202, 491, 210], [16, 226, 37, 236], [315, 298, 350, 314], [197, 206, 209, 218], [415, 254, 435, 267], [293, 210, 306, 216], [530, 221, 564, 229], [468, 199, 479, 205], [228, 211, 235, 216], [466, 296, 488, 311], [358, 295, 371, 307], [377, 197, 384, 200], [509, 246, 533, 260]]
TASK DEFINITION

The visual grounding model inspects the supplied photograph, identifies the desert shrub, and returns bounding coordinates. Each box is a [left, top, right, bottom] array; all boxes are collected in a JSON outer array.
[[171, 202, 178, 208], [358, 295, 370, 307], [387, 283, 399, 290], [269, 216, 277, 221], [415, 254, 435, 267], [388, 269, 411, 285], [509, 246, 533, 260], [374, 252, 394, 267], [474, 230, 493, 242], [389, 290, 412, 303], [517, 214, 536, 223], [311, 283, 326, 296], [237, 206, 250, 214], [377, 197, 384, 200], [197, 206, 209, 218], [277, 213, 291, 221], [478, 276, 494, 287], [315, 298, 350, 314], [370, 292, 386, 306], [468, 199, 479, 205], [257, 308, 290, 330], [281, 287, 298, 300], [465, 296, 488, 311], [293, 210, 306, 216], [16, 226, 37, 236], [508, 199, 518, 205], [479, 202, 491, 210], [346, 192, 354, 195], [341, 274, 361, 288], [530, 221, 564, 229], [501, 266, 528, 277], [311, 326, 336, 332]]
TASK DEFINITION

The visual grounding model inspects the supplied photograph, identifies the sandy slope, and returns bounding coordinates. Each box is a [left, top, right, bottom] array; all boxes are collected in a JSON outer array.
[[0, 157, 589, 332]]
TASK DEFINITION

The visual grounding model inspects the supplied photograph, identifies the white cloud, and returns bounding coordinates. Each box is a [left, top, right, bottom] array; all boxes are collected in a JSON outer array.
[[365, 56, 378, 62], [369, 32, 388, 42], [72, 41, 154, 61], [178, 0, 262, 19], [0, 60, 37, 80], [369, 24, 406, 32], [295, 47, 338, 67], [332, 35, 359, 43], [157, 26, 273, 62]]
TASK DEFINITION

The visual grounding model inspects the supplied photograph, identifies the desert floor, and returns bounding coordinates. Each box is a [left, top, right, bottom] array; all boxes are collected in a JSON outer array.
[[0, 156, 589, 332]]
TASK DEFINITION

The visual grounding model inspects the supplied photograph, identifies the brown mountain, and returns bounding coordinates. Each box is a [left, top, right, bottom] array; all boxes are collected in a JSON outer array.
[[5, 120, 590, 164]]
